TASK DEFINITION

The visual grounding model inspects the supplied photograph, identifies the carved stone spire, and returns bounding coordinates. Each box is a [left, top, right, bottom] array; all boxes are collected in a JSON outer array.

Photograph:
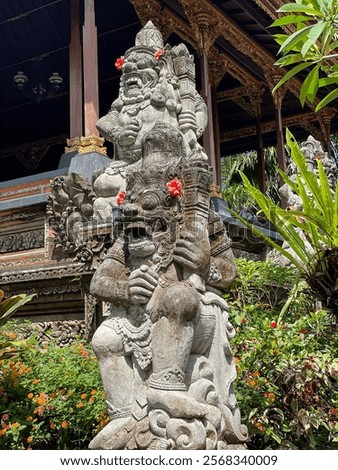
[[135, 20, 164, 49]]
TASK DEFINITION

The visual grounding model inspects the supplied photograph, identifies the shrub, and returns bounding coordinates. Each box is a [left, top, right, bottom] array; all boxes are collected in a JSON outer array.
[[228, 259, 338, 449], [0, 326, 107, 449]]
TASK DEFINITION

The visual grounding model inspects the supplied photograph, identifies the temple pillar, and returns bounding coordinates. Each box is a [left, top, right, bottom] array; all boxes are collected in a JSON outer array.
[[317, 107, 336, 156], [62, 0, 108, 179], [179, 1, 223, 186], [83, 0, 99, 138], [251, 91, 266, 193], [69, 0, 83, 139], [263, 68, 287, 176]]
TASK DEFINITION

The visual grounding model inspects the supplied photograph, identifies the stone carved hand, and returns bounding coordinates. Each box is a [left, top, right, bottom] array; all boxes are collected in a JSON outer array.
[[128, 265, 159, 304], [118, 118, 141, 147], [173, 231, 210, 277]]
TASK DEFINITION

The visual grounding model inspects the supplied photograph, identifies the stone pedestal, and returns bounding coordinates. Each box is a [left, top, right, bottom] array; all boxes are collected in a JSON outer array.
[[68, 152, 110, 183]]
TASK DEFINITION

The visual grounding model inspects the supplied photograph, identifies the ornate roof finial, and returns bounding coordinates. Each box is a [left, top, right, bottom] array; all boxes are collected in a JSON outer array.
[[135, 21, 163, 49]]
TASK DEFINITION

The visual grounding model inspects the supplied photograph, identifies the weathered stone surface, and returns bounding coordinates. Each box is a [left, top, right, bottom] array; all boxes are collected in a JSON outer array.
[[87, 22, 247, 450]]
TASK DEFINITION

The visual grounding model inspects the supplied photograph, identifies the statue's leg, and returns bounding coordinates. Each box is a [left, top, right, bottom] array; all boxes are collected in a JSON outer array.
[[147, 282, 207, 418], [89, 319, 134, 449]]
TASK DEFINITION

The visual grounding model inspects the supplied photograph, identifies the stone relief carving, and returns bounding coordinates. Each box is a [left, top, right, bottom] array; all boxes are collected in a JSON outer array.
[[19, 320, 86, 346], [0, 263, 85, 285], [47, 173, 110, 269], [0, 229, 44, 253], [86, 22, 247, 450]]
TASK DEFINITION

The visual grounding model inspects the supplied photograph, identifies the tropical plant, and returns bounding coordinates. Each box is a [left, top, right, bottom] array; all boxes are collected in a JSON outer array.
[[228, 259, 338, 449], [238, 129, 338, 315], [0, 324, 107, 450], [0, 290, 35, 360], [221, 147, 280, 212], [271, 0, 338, 110]]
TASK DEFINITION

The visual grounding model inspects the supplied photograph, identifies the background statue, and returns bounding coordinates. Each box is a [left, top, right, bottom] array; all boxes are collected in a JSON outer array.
[[89, 22, 247, 450]]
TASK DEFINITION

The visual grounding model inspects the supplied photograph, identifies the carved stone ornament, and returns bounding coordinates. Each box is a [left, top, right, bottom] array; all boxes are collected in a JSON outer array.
[[19, 320, 86, 347], [0, 229, 44, 254], [47, 173, 111, 270], [80, 21, 248, 450]]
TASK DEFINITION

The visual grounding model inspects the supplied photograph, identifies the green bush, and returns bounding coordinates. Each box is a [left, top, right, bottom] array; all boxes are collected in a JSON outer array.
[[228, 259, 338, 449], [0, 327, 107, 449], [1, 260, 337, 449]]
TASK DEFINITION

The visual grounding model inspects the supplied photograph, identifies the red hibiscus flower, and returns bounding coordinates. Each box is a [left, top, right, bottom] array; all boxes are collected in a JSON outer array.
[[115, 57, 124, 70], [166, 178, 182, 197], [116, 191, 126, 205], [154, 49, 164, 60], [300, 328, 307, 334], [270, 321, 277, 329]]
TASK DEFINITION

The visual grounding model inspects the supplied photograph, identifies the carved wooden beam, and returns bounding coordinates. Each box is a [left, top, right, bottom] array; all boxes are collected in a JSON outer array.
[[252, 0, 295, 34], [130, 0, 336, 115], [220, 111, 319, 142], [217, 86, 249, 102], [130, 0, 265, 91]]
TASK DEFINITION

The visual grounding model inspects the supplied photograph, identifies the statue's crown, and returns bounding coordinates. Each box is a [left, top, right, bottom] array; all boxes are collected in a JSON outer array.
[[135, 21, 163, 49]]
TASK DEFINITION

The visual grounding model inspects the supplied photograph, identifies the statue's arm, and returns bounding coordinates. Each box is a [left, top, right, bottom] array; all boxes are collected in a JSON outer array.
[[207, 212, 237, 291], [208, 244, 237, 291], [96, 99, 123, 143], [90, 240, 159, 306], [90, 256, 129, 305]]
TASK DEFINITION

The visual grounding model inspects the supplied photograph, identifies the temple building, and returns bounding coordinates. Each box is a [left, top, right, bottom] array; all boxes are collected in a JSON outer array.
[[1, 0, 337, 340]]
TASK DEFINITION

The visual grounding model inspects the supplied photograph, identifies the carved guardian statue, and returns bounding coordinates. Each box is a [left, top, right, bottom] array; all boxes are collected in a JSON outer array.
[[88, 21, 248, 450]]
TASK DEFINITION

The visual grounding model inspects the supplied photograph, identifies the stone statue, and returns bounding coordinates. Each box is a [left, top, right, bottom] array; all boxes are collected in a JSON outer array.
[[89, 22, 247, 450], [92, 21, 207, 220]]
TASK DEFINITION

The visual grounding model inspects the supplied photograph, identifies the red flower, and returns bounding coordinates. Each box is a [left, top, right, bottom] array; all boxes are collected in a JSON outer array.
[[154, 49, 164, 60], [115, 57, 124, 70], [270, 321, 277, 329], [166, 178, 182, 198], [300, 328, 307, 334], [116, 191, 126, 205], [241, 318, 246, 324]]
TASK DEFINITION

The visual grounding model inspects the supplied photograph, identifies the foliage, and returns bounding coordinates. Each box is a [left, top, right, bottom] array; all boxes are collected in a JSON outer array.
[[228, 258, 338, 449], [0, 290, 35, 360], [271, 0, 338, 110], [239, 129, 338, 315], [221, 147, 280, 213], [0, 325, 107, 449]]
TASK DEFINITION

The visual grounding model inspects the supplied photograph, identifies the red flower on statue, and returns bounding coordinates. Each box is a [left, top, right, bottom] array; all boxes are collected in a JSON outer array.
[[166, 178, 182, 198], [116, 191, 126, 205], [154, 49, 164, 60], [115, 57, 125, 70]]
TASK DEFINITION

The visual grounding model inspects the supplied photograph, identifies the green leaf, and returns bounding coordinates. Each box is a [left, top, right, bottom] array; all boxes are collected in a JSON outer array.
[[277, 4, 323, 16], [318, 76, 338, 87], [300, 64, 320, 105], [333, 183, 338, 245], [272, 62, 311, 94], [315, 87, 338, 111], [238, 172, 311, 268], [301, 21, 326, 56], [0, 293, 35, 327], [273, 33, 290, 46], [278, 25, 313, 55], [327, 40, 338, 53], [275, 53, 306, 66], [317, 158, 334, 231], [270, 15, 313, 27]]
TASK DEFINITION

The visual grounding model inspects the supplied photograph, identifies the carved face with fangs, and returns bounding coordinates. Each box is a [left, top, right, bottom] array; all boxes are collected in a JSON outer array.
[[121, 52, 160, 98], [122, 184, 182, 260]]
